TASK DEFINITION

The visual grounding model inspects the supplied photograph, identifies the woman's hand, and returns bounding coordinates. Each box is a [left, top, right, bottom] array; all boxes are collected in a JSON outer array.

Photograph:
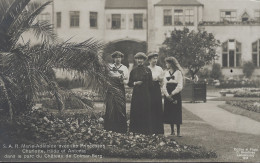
[[134, 81, 143, 86], [166, 95, 173, 101]]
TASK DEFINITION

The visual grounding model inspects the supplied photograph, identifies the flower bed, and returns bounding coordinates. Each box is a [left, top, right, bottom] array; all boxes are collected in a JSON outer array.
[[72, 88, 133, 102], [226, 100, 260, 113], [0, 109, 217, 159], [220, 88, 260, 97], [216, 79, 256, 89]]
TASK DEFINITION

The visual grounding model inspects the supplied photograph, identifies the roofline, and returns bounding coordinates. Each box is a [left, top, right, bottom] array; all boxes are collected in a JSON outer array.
[[154, 4, 204, 7], [105, 7, 148, 9]]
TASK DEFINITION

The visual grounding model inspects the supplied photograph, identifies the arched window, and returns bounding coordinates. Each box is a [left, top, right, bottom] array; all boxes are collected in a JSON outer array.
[[252, 40, 260, 67], [222, 39, 241, 68]]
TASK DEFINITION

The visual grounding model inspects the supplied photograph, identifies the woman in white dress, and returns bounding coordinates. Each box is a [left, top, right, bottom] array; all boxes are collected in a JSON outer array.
[[147, 52, 164, 134]]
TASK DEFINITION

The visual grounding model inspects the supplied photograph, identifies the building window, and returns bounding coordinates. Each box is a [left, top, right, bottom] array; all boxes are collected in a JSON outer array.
[[174, 9, 183, 25], [254, 10, 260, 22], [38, 13, 51, 22], [185, 9, 194, 26], [220, 10, 236, 22], [163, 9, 172, 26], [134, 14, 143, 29], [222, 40, 241, 68], [90, 12, 98, 28], [56, 12, 61, 28], [70, 11, 80, 27], [241, 12, 249, 22], [252, 40, 260, 67], [112, 14, 121, 29]]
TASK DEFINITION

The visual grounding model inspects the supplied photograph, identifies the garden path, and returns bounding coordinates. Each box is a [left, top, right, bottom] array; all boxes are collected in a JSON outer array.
[[182, 101, 260, 135]]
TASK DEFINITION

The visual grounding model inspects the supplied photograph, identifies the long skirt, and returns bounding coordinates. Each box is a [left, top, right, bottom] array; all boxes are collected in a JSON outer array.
[[150, 81, 164, 134], [163, 83, 182, 124], [129, 84, 152, 135], [104, 78, 127, 133]]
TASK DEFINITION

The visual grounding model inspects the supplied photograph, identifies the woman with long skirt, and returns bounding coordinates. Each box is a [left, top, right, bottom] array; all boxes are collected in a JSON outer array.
[[147, 52, 164, 134], [104, 51, 128, 133], [128, 52, 153, 135], [162, 57, 184, 137]]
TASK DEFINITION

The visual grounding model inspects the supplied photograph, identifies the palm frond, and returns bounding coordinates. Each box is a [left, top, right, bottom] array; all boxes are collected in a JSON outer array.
[[29, 21, 56, 43], [9, 1, 55, 48]]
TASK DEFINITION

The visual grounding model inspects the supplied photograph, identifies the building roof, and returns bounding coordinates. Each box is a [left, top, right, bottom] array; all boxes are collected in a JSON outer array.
[[155, 0, 203, 6], [105, 0, 147, 9]]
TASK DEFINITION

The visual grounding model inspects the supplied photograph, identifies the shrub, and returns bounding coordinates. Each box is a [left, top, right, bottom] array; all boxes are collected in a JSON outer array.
[[226, 100, 260, 113], [197, 68, 211, 81], [243, 61, 255, 78], [210, 63, 222, 80], [56, 78, 84, 89]]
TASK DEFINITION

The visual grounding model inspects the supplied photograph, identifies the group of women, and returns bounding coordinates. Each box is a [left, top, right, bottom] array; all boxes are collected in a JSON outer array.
[[104, 51, 184, 137]]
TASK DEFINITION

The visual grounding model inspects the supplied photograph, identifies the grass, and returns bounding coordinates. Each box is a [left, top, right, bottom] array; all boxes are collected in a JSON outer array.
[[218, 104, 260, 122]]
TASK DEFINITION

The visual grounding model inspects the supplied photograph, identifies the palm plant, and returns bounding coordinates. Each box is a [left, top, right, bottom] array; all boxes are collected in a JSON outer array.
[[0, 0, 124, 122]]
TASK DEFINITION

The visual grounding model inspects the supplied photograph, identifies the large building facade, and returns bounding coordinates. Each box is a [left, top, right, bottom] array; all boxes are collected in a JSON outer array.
[[36, 0, 260, 78]]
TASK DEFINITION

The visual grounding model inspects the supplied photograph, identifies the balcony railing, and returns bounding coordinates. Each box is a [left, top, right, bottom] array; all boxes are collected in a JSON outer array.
[[198, 20, 260, 26]]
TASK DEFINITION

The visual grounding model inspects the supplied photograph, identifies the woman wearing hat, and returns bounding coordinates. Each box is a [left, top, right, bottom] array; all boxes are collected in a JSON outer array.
[[162, 57, 184, 137], [147, 52, 164, 134], [104, 51, 128, 133], [128, 52, 153, 135]]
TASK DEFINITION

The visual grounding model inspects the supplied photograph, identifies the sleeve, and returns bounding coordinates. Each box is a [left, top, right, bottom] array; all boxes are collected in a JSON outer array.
[[158, 67, 164, 87], [122, 66, 129, 85], [147, 68, 153, 89], [162, 72, 169, 96], [127, 69, 134, 87], [170, 70, 183, 96]]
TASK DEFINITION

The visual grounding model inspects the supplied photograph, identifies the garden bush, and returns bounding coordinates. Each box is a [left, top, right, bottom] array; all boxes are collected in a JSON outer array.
[[56, 78, 85, 89], [0, 109, 217, 159], [226, 100, 260, 113], [210, 63, 222, 80], [220, 88, 260, 97], [242, 61, 255, 78], [216, 79, 256, 88]]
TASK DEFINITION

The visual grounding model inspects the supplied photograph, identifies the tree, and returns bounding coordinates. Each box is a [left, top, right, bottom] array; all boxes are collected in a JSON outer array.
[[243, 61, 255, 78], [210, 63, 223, 80], [0, 0, 123, 122], [159, 28, 220, 79]]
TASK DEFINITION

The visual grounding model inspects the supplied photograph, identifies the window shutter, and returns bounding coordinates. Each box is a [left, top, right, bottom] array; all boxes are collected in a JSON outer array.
[[143, 13, 147, 29], [129, 14, 133, 29], [121, 14, 126, 29], [106, 14, 111, 29]]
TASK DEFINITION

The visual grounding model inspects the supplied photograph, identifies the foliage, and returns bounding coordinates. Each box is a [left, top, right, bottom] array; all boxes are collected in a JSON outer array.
[[216, 79, 256, 88], [242, 61, 255, 78], [0, 0, 124, 121], [197, 68, 211, 79], [226, 100, 260, 113], [0, 109, 217, 159], [103, 40, 147, 68], [56, 78, 86, 89], [210, 63, 223, 80], [159, 27, 220, 78]]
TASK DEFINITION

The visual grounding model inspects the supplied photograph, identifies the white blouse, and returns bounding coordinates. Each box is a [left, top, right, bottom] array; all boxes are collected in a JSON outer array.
[[148, 65, 164, 85], [162, 70, 183, 96], [109, 63, 129, 84]]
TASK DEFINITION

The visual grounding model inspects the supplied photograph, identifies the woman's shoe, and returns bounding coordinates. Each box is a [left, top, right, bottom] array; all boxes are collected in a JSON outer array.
[[177, 133, 182, 137]]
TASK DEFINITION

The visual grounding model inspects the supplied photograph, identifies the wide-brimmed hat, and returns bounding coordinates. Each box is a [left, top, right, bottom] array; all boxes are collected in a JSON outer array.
[[147, 52, 159, 60], [111, 51, 124, 58], [134, 52, 147, 60]]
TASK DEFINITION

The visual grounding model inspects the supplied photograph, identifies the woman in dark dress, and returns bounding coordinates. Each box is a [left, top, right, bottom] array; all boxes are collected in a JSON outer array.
[[104, 51, 129, 133], [128, 52, 153, 135], [147, 52, 164, 134], [162, 57, 184, 137]]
